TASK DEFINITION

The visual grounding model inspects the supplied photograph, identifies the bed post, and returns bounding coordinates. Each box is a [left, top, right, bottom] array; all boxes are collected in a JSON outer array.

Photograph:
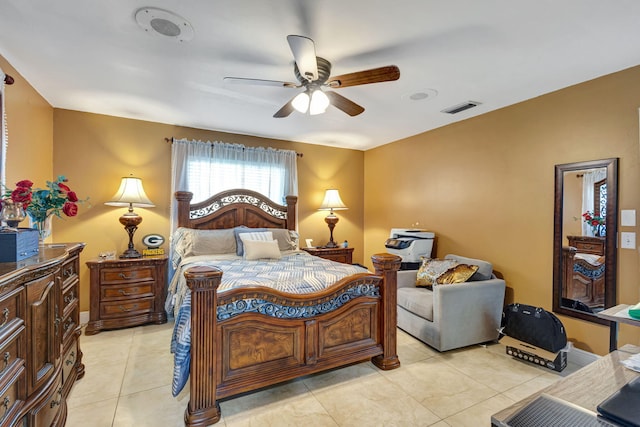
[[184, 266, 222, 427], [285, 195, 297, 230], [175, 191, 193, 228], [371, 253, 402, 370]]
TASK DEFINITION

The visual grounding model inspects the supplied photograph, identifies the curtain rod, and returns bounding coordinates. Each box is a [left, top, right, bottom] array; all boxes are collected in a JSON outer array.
[[164, 137, 303, 158], [3, 74, 14, 85]]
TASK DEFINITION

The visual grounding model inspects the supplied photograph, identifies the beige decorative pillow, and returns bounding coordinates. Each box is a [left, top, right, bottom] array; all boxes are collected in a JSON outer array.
[[187, 228, 237, 256], [416, 258, 458, 288], [242, 239, 282, 260]]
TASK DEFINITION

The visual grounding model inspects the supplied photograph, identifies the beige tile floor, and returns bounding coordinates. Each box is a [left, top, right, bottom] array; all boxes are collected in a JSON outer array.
[[66, 323, 583, 427]]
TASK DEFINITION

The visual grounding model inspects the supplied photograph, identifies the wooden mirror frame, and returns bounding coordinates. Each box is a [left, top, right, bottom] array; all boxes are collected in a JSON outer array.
[[552, 158, 618, 326]]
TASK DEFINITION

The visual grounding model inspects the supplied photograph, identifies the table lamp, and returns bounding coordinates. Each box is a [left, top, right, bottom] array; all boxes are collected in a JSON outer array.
[[318, 189, 347, 248], [105, 176, 155, 258]]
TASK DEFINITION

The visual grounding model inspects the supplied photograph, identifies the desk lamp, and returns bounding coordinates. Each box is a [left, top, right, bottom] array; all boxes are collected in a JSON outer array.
[[105, 176, 155, 258], [318, 189, 347, 248]]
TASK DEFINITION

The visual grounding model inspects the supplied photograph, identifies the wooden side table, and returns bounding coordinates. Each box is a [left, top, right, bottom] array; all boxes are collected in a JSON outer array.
[[302, 246, 353, 264], [85, 255, 168, 335]]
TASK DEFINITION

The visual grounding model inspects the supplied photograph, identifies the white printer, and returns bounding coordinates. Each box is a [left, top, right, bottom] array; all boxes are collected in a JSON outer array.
[[385, 228, 435, 270]]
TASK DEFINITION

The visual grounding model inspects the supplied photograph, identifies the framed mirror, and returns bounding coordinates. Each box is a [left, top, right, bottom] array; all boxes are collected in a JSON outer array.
[[553, 158, 618, 325]]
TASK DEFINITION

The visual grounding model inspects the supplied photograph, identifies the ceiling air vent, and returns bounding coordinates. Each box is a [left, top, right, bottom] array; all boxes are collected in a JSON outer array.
[[441, 101, 481, 114]]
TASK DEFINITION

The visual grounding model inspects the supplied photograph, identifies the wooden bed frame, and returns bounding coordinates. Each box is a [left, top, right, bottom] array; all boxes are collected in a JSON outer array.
[[175, 189, 401, 426]]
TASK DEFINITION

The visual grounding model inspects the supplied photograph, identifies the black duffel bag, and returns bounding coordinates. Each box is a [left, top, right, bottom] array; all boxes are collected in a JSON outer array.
[[501, 303, 567, 353]]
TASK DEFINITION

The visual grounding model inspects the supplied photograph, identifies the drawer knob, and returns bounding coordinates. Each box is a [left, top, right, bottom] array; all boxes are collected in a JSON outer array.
[[0, 308, 9, 328]]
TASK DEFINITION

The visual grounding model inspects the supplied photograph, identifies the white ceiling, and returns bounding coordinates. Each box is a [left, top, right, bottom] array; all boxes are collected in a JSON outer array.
[[2, 1, 640, 150]]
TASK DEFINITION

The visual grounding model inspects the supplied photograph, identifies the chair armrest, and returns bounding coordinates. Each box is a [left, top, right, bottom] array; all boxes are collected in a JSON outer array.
[[397, 270, 417, 289], [432, 277, 506, 322]]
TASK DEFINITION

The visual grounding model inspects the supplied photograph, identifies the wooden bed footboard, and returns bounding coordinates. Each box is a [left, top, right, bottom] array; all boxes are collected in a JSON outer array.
[[183, 253, 401, 427]]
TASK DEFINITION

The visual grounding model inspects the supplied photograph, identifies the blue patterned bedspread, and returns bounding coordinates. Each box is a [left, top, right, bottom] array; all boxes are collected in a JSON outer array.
[[169, 251, 368, 396]]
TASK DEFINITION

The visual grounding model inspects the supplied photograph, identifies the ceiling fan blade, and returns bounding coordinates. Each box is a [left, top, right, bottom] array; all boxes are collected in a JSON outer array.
[[223, 77, 299, 88], [273, 98, 296, 118], [287, 35, 318, 82], [325, 91, 365, 116], [326, 65, 400, 88]]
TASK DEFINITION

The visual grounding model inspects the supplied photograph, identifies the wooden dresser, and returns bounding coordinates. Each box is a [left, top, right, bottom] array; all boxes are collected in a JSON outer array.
[[85, 256, 167, 335], [0, 242, 84, 427]]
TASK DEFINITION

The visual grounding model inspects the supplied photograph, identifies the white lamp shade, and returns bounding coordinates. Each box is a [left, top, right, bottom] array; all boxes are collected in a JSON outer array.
[[292, 91, 310, 114], [104, 176, 155, 207], [318, 189, 347, 211], [309, 90, 330, 115]]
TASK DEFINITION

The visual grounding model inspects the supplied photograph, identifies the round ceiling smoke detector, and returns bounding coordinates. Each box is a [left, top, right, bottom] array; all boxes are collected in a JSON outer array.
[[135, 7, 194, 42]]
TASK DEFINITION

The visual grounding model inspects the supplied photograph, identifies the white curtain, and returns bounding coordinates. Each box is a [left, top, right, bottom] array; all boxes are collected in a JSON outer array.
[[0, 68, 6, 186], [170, 137, 298, 236], [581, 168, 607, 236]]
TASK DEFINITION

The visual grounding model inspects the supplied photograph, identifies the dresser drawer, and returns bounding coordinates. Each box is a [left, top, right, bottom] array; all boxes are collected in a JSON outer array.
[[61, 307, 79, 346], [0, 326, 25, 381], [28, 372, 63, 427], [62, 283, 78, 314], [100, 267, 156, 284], [100, 297, 154, 319], [62, 342, 78, 386], [100, 283, 153, 301], [61, 257, 79, 286], [0, 363, 25, 426], [0, 288, 24, 336]]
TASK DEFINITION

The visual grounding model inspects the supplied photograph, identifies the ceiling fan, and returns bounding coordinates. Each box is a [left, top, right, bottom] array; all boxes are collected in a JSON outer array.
[[224, 35, 400, 118]]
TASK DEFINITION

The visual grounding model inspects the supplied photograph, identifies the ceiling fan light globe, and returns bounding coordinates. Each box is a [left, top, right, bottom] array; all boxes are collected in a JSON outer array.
[[309, 90, 330, 115], [292, 92, 310, 113]]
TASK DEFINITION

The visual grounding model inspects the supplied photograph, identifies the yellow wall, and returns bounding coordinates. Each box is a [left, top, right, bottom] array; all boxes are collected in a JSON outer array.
[[364, 65, 640, 355], [1, 56, 52, 189], [50, 110, 364, 313]]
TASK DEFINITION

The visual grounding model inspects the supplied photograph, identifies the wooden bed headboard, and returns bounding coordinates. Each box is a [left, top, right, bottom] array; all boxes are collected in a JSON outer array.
[[175, 189, 297, 230]]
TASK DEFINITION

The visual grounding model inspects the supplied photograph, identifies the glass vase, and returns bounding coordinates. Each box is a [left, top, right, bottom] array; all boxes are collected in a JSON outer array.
[[28, 213, 53, 244]]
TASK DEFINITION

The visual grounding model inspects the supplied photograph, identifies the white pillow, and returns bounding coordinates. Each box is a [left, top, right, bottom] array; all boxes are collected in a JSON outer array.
[[242, 239, 281, 260]]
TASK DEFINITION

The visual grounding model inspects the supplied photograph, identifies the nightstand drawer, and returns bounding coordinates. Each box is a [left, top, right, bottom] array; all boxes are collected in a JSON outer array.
[[101, 283, 153, 301], [100, 267, 156, 284], [100, 297, 154, 319]]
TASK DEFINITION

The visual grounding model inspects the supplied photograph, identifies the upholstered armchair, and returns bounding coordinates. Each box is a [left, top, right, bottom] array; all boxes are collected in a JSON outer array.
[[396, 254, 506, 352]]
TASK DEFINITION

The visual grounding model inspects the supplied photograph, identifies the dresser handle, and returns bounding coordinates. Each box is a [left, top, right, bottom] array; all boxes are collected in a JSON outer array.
[[49, 387, 62, 408], [2, 397, 9, 413], [64, 291, 75, 304], [66, 351, 76, 366], [0, 308, 9, 328], [118, 289, 137, 296], [54, 316, 61, 333], [119, 304, 138, 312], [118, 273, 133, 280], [1, 352, 9, 371]]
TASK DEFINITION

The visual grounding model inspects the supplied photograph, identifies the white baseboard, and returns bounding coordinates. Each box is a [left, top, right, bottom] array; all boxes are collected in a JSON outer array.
[[568, 345, 600, 367], [80, 311, 89, 326]]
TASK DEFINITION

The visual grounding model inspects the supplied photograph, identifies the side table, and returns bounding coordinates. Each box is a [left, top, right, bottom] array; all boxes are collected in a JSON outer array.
[[85, 255, 168, 335], [302, 246, 354, 264]]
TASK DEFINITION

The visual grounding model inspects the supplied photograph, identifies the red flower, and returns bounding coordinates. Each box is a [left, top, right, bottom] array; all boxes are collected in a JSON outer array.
[[58, 182, 71, 192], [62, 202, 78, 217], [16, 180, 33, 189], [11, 187, 32, 204], [66, 191, 79, 202]]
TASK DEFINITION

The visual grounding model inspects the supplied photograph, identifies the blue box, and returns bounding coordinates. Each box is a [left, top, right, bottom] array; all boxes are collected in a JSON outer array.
[[0, 228, 39, 262]]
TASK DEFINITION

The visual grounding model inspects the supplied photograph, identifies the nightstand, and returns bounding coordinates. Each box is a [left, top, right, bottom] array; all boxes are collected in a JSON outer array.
[[85, 255, 168, 335], [302, 246, 354, 264]]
